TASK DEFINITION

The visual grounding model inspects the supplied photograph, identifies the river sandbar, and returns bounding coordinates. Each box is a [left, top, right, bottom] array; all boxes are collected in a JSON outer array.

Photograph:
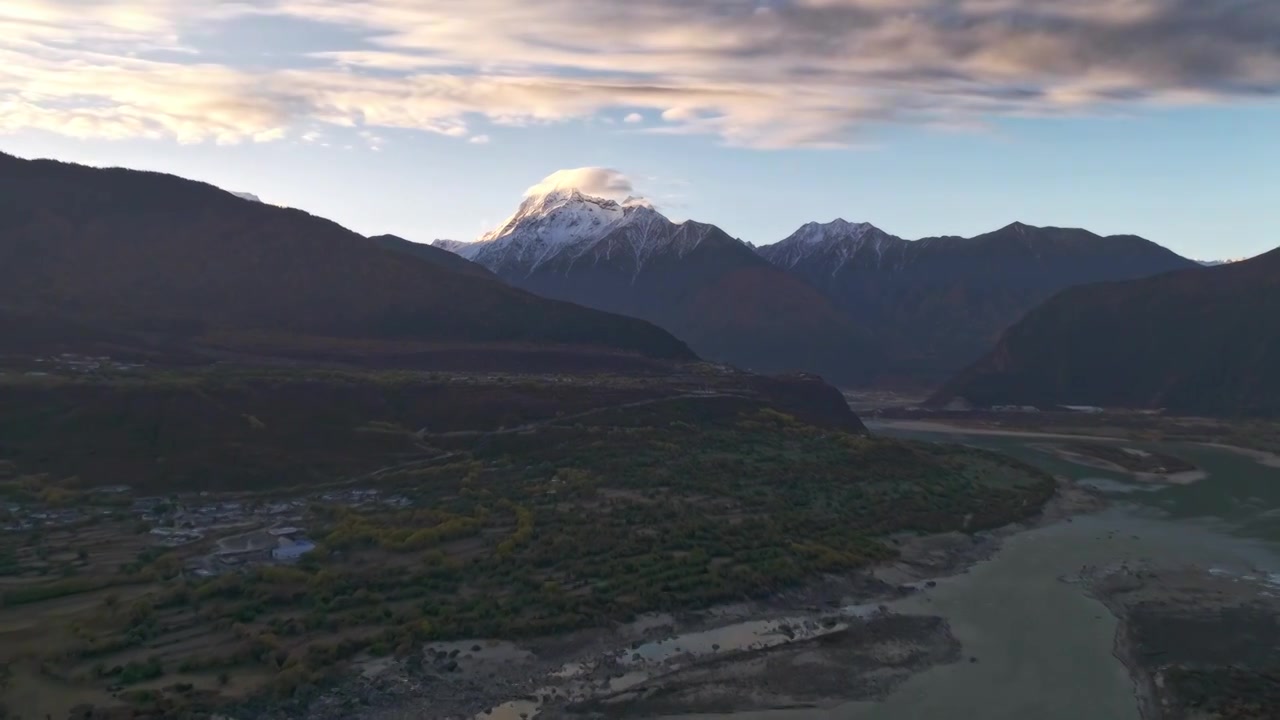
[[1195, 442, 1280, 469], [1028, 443, 1207, 485], [867, 419, 1123, 442]]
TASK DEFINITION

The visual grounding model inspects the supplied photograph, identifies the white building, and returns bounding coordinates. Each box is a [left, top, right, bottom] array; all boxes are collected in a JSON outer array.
[[271, 537, 316, 562]]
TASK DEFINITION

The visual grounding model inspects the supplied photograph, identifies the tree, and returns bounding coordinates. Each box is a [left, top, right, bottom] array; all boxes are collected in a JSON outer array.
[[272, 665, 310, 698], [128, 599, 154, 626]]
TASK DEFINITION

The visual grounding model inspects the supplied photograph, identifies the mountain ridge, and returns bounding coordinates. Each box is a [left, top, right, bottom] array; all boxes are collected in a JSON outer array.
[[0, 152, 696, 368], [436, 190, 878, 384], [755, 219, 1199, 383], [440, 189, 719, 279], [368, 233, 497, 280], [929, 247, 1280, 414]]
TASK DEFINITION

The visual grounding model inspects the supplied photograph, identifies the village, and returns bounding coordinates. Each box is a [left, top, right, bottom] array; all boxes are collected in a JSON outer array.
[[0, 352, 146, 379], [1, 483, 418, 577]]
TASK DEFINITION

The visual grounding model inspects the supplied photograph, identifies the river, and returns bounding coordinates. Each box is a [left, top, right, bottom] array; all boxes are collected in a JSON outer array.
[[656, 424, 1280, 720]]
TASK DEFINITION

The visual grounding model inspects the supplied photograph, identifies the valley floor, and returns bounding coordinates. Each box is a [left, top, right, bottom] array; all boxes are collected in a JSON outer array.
[[0, 365, 1050, 720], [7, 371, 1275, 720]]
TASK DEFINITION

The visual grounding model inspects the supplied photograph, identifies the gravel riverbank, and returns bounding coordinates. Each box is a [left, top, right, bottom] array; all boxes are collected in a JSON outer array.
[[1084, 562, 1280, 720]]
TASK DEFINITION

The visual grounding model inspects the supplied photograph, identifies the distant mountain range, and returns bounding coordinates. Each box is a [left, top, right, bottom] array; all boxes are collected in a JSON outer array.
[[434, 189, 877, 384], [0, 153, 693, 370], [12, 151, 1252, 411], [755, 220, 1199, 383], [930, 247, 1280, 414], [437, 192, 1197, 385]]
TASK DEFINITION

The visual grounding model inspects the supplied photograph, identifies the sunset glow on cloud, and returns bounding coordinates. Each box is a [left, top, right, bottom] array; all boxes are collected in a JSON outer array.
[[4, 0, 1280, 148]]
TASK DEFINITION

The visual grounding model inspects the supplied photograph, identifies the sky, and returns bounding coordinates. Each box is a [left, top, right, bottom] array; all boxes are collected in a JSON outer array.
[[3, 1, 1279, 260]]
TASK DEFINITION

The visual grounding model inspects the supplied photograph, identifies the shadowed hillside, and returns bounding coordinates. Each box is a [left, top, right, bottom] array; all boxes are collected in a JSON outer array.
[[930, 247, 1280, 415], [757, 221, 1198, 384], [435, 189, 878, 386], [511, 225, 878, 385], [368, 233, 497, 280], [0, 153, 693, 368]]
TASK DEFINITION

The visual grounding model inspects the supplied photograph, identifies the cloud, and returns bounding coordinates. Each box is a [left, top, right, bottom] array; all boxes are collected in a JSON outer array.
[[623, 112, 644, 123], [523, 168, 641, 202], [467, 134, 490, 144], [2, 1, 1279, 147], [358, 129, 385, 150]]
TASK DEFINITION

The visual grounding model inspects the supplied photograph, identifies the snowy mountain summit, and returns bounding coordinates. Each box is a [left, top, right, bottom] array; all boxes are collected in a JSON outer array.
[[430, 239, 472, 255], [756, 219, 902, 274], [434, 187, 723, 277], [431, 180, 872, 385]]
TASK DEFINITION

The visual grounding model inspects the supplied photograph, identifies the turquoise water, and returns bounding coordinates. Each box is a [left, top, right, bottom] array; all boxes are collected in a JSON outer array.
[[889, 428, 1280, 542], [660, 427, 1280, 720]]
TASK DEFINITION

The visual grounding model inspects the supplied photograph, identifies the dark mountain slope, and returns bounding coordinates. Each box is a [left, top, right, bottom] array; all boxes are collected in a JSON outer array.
[[0, 153, 693, 365], [369, 233, 497, 280], [519, 222, 876, 383], [757, 221, 1198, 383], [929, 247, 1280, 414]]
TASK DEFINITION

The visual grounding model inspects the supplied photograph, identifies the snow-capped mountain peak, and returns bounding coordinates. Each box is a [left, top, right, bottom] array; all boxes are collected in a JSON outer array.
[[757, 219, 898, 273], [478, 188, 625, 248], [620, 195, 654, 209], [793, 219, 879, 245], [437, 186, 708, 276], [430, 239, 475, 258]]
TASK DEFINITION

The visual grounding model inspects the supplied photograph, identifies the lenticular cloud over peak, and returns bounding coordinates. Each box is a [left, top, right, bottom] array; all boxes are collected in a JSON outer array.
[[524, 168, 643, 204]]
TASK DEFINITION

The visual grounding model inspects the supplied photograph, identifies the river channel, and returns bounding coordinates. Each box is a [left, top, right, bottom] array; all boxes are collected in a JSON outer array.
[[654, 424, 1280, 720]]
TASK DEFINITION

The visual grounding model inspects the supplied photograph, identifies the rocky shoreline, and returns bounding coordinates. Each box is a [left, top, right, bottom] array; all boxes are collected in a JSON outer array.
[[1082, 562, 1280, 720], [296, 572, 962, 720]]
